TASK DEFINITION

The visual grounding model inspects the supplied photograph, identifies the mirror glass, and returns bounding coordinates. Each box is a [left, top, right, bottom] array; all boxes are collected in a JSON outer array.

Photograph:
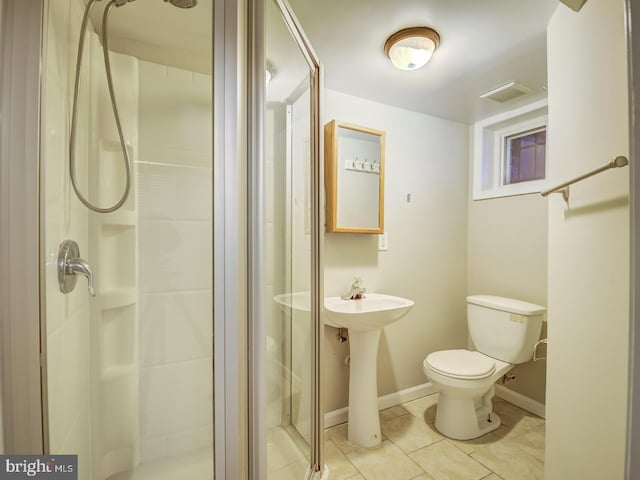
[[325, 121, 385, 233]]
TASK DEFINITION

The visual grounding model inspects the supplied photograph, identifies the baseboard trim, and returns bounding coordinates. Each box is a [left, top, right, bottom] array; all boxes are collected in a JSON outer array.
[[324, 406, 348, 429], [324, 382, 545, 429], [495, 384, 546, 419], [324, 382, 437, 428]]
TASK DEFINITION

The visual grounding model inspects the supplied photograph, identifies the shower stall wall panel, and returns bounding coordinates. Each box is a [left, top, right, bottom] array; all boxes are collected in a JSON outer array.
[[87, 37, 141, 479], [45, 0, 142, 476], [137, 60, 213, 464], [43, 1, 96, 478]]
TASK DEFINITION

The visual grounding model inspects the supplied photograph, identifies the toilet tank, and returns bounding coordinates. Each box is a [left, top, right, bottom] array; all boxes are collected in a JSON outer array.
[[467, 295, 545, 364]]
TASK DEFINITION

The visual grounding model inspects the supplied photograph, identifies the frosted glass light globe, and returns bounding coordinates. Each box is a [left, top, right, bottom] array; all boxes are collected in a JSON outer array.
[[384, 27, 440, 71]]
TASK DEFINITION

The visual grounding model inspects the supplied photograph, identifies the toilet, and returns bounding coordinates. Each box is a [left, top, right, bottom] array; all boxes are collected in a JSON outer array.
[[423, 295, 545, 440]]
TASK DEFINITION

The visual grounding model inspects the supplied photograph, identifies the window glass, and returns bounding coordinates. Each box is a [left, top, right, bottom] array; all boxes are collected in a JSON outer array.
[[504, 128, 546, 185]]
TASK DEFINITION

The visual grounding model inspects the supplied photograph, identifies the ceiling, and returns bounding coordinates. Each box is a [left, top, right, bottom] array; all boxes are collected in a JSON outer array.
[[285, 0, 558, 123], [89, 0, 560, 124], [88, 0, 212, 72]]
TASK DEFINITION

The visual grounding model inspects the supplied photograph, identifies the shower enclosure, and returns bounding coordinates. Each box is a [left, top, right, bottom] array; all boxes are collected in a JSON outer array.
[[36, 0, 322, 478], [41, 0, 213, 478]]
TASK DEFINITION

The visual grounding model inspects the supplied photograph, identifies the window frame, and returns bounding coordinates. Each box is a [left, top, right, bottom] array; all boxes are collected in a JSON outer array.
[[472, 98, 548, 200]]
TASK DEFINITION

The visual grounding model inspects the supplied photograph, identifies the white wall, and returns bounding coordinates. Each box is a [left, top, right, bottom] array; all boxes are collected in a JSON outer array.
[[323, 89, 469, 411], [137, 61, 213, 463], [546, 1, 630, 478], [629, 2, 640, 476], [87, 43, 141, 480], [467, 192, 548, 404]]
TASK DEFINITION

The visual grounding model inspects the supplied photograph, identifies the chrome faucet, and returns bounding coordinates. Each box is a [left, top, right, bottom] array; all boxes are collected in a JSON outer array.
[[66, 258, 96, 296], [342, 276, 366, 300], [57, 239, 96, 297]]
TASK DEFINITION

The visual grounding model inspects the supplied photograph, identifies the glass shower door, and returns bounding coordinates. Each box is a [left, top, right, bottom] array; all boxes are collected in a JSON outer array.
[[40, 1, 214, 478], [263, 0, 322, 477]]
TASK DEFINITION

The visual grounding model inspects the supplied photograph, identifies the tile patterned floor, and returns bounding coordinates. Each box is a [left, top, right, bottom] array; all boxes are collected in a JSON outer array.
[[269, 393, 546, 480]]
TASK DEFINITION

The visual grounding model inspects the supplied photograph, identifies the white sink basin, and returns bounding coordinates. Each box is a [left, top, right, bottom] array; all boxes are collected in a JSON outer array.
[[324, 292, 414, 448], [273, 291, 311, 312], [324, 293, 414, 331], [273, 291, 415, 448]]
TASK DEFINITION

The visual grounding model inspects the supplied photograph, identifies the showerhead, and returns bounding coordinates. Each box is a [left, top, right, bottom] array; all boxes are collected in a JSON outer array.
[[164, 0, 197, 8]]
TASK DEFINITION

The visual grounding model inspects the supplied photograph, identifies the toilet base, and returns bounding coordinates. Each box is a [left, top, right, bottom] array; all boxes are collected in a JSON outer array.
[[434, 386, 502, 440]]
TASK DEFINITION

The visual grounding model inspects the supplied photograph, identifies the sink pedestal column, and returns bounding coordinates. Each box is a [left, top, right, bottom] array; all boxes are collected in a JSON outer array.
[[347, 329, 382, 448]]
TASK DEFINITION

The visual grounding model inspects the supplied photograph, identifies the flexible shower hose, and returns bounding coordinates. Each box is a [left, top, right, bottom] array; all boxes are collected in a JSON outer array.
[[69, 0, 131, 213]]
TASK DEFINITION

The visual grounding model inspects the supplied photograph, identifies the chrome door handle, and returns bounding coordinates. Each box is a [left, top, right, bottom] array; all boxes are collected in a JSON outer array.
[[57, 239, 96, 297]]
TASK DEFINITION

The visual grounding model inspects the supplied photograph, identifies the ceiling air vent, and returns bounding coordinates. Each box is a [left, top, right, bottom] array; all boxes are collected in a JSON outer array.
[[479, 81, 533, 103]]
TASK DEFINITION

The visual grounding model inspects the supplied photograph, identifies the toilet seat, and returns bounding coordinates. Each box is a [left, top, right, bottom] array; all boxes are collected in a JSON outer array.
[[425, 349, 496, 379]]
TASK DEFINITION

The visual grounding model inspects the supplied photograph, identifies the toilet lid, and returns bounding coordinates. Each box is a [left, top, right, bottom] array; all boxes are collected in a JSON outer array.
[[425, 349, 496, 379]]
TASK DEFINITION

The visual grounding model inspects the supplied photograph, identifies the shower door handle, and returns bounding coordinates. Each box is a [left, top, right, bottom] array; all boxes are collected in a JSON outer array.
[[57, 239, 96, 297]]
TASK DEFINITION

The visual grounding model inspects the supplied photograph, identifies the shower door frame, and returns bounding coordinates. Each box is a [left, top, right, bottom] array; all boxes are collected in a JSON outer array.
[[247, 0, 324, 477], [0, 0, 45, 454], [213, 0, 250, 477]]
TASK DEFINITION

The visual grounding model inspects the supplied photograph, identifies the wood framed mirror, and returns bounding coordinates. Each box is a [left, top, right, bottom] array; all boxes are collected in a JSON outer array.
[[324, 120, 385, 233]]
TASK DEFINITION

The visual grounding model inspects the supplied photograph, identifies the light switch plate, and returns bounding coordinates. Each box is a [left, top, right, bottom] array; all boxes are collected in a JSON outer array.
[[378, 232, 388, 251]]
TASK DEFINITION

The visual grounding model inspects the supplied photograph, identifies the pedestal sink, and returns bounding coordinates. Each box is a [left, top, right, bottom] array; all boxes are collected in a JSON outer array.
[[324, 293, 414, 448]]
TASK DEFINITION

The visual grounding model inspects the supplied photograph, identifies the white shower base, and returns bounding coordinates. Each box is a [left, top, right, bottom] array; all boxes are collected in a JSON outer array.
[[267, 426, 310, 480], [108, 447, 213, 480]]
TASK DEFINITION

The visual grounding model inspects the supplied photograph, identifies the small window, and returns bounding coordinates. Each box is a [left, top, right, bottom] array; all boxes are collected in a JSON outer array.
[[472, 99, 548, 200], [503, 127, 546, 185]]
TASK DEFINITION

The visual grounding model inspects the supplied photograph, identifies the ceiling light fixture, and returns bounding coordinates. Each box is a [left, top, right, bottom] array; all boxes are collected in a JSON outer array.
[[384, 26, 440, 71]]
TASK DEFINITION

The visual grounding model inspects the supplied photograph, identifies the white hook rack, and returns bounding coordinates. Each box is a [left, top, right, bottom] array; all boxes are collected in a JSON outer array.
[[344, 157, 380, 174]]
